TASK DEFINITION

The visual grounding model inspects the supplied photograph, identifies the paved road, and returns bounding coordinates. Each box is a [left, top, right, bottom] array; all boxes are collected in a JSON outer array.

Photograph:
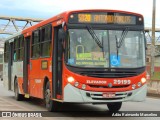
[[0, 81, 160, 120]]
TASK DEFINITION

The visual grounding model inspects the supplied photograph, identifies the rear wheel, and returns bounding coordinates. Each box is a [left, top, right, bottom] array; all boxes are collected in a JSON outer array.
[[45, 81, 61, 112], [107, 102, 122, 111], [14, 79, 24, 101]]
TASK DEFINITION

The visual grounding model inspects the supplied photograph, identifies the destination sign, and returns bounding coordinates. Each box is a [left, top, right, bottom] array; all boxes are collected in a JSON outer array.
[[68, 12, 142, 25]]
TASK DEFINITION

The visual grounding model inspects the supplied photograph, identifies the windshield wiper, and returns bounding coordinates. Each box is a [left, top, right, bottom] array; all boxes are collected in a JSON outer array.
[[115, 28, 129, 58], [86, 25, 103, 48], [86, 25, 105, 58], [116, 27, 129, 48]]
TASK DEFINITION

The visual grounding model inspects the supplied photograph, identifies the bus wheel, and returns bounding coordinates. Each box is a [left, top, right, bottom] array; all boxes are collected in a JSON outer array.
[[45, 81, 61, 112], [107, 102, 122, 111], [14, 80, 23, 101]]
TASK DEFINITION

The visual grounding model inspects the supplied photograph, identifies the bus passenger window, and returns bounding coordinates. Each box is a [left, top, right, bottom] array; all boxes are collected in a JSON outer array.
[[32, 30, 40, 58], [4, 42, 9, 63], [14, 37, 20, 61], [19, 36, 24, 60], [32, 45, 40, 58], [41, 25, 52, 57]]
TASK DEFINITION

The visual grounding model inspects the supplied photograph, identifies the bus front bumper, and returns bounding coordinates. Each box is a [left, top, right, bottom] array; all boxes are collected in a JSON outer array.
[[63, 84, 147, 103]]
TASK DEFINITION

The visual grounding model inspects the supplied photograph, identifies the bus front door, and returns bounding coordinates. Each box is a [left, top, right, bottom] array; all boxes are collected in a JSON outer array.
[[52, 27, 63, 100]]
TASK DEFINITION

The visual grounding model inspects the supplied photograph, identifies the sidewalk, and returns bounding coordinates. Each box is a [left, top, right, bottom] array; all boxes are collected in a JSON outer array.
[[147, 80, 160, 98], [0, 80, 14, 96], [147, 93, 160, 98]]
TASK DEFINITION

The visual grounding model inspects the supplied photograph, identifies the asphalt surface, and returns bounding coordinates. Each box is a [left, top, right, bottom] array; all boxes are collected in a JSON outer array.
[[0, 80, 160, 120]]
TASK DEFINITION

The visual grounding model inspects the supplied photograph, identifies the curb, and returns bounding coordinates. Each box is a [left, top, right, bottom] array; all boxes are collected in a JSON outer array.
[[147, 93, 160, 98]]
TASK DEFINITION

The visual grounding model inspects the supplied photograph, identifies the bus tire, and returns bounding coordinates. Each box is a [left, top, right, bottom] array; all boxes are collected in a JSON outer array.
[[107, 102, 122, 111], [14, 80, 24, 101], [45, 81, 61, 112]]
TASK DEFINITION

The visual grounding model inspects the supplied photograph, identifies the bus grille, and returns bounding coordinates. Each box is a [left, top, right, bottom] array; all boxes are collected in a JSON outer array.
[[78, 71, 137, 78], [86, 92, 132, 101], [66, 66, 145, 78], [88, 85, 130, 88]]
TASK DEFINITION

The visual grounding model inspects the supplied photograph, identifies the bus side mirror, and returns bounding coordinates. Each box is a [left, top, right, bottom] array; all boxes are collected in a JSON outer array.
[[145, 37, 148, 50], [143, 31, 147, 50]]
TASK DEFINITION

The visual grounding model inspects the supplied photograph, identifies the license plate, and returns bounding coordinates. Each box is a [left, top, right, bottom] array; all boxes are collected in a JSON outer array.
[[103, 93, 115, 98]]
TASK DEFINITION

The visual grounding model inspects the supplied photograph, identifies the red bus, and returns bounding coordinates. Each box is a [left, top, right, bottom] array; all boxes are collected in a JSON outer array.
[[3, 9, 147, 111]]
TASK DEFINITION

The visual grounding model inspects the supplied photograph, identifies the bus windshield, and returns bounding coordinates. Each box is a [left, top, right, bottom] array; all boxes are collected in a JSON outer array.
[[66, 28, 145, 68]]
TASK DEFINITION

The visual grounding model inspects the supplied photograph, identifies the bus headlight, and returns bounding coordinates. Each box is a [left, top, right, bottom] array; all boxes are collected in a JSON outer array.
[[141, 78, 146, 84], [67, 76, 75, 83], [74, 82, 79, 87], [137, 82, 142, 87], [132, 84, 136, 89], [82, 84, 86, 89]]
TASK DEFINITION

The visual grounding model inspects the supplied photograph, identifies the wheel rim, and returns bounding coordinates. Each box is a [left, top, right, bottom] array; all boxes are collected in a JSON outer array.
[[45, 89, 51, 105], [15, 83, 18, 98]]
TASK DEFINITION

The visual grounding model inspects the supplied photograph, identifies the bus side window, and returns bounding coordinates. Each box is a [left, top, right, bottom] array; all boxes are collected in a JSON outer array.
[[4, 42, 9, 63], [14, 37, 20, 61], [14, 52, 16, 60], [32, 30, 40, 58], [19, 36, 24, 61], [41, 25, 52, 57]]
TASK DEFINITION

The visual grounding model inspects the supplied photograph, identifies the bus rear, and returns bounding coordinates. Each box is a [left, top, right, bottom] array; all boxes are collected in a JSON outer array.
[[61, 10, 147, 111]]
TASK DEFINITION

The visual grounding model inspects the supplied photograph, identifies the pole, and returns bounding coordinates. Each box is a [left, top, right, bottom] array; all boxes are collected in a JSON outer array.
[[150, 0, 156, 76]]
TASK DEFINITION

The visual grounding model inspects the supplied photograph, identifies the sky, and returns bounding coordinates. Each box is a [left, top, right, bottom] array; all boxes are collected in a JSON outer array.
[[0, 0, 160, 28]]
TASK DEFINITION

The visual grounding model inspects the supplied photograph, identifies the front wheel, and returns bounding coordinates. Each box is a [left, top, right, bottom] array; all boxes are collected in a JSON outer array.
[[45, 81, 62, 112], [14, 80, 24, 101], [107, 102, 122, 111]]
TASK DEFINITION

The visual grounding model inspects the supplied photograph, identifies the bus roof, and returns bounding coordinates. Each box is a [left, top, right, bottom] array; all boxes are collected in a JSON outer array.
[[3, 9, 144, 40], [22, 9, 143, 34]]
